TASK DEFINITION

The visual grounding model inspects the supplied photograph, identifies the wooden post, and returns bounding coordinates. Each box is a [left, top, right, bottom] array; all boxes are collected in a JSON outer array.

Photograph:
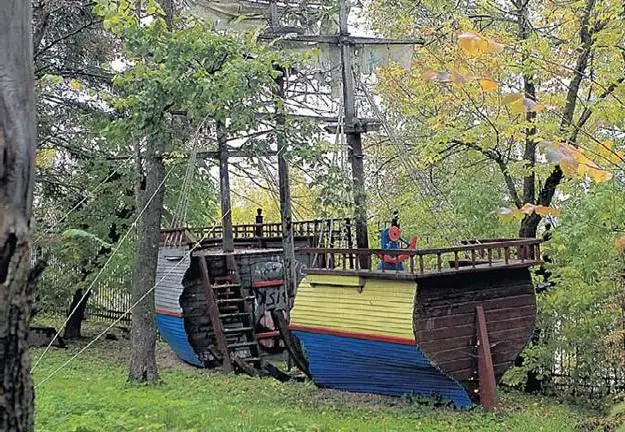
[[217, 121, 234, 252], [254, 208, 263, 237], [269, 2, 297, 313], [198, 256, 233, 372], [476, 305, 497, 411], [275, 68, 297, 305], [338, 0, 369, 268]]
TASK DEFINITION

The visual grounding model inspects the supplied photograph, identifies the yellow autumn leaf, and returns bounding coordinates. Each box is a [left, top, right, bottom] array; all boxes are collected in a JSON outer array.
[[576, 153, 613, 183], [479, 78, 498, 91], [36, 148, 56, 169], [592, 140, 624, 167], [519, 203, 537, 215], [70, 78, 83, 91], [502, 93, 523, 104], [615, 236, 625, 251], [509, 98, 525, 114], [534, 205, 561, 217], [457, 31, 503, 55], [458, 32, 485, 53]]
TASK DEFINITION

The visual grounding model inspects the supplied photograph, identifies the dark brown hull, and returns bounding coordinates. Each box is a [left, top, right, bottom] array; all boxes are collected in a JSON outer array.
[[413, 267, 536, 397]]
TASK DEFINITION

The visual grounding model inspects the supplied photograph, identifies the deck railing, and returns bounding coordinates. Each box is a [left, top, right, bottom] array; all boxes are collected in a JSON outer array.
[[160, 218, 354, 246], [298, 238, 542, 276]]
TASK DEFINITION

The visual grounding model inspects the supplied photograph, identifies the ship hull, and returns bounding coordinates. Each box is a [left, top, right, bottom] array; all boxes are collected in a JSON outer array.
[[291, 329, 472, 408], [289, 267, 537, 408]]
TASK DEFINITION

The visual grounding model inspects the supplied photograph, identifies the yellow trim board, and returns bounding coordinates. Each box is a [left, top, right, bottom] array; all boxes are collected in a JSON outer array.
[[306, 273, 363, 288]]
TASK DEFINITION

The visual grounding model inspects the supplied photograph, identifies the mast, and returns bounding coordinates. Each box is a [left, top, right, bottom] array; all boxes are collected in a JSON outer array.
[[338, 0, 369, 263], [270, 1, 297, 300]]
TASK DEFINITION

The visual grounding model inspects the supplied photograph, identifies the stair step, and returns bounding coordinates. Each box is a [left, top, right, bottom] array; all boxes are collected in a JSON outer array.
[[219, 312, 250, 319], [223, 326, 254, 334], [214, 275, 236, 283], [228, 341, 257, 349], [212, 283, 241, 289], [218, 296, 254, 304]]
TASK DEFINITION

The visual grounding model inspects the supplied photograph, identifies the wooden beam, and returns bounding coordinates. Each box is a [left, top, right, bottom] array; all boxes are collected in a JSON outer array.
[[324, 120, 381, 134], [198, 256, 233, 373], [196, 150, 277, 159], [274, 65, 297, 316], [259, 33, 425, 46], [476, 305, 498, 411], [338, 0, 370, 267]]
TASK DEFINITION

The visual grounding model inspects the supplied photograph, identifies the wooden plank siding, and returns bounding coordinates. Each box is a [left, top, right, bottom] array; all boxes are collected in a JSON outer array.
[[413, 267, 537, 395]]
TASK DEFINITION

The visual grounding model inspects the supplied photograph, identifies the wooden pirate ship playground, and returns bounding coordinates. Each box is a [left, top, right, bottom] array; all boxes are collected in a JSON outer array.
[[155, 216, 542, 409], [153, 0, 544, 411]]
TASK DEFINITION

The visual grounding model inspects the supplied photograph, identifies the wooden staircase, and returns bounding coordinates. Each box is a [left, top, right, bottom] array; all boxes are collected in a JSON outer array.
[[198, 256, 262, 373]]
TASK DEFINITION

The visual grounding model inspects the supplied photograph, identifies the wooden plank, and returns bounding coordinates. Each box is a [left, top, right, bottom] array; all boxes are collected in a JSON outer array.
[[338, 0, 370, 266], [198, 256, 233, 372], [306, 273, 363, 287], [417, 304, 536, 330], [476, 305, 497, 411], [251, 279, 285, 288], [303, 260, 541, 279], [272, 310, 311, 379], [418, 293, 536, 318]]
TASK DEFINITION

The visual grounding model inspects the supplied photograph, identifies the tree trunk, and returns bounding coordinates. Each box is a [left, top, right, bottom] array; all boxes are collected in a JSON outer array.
[[0, 2, 38, 430], [63, 289, 91, 339], [128, 142, 164, 383]]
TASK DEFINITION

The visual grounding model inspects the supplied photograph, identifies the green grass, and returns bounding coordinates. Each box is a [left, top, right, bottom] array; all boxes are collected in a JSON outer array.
[[31, 336, 602, 432]]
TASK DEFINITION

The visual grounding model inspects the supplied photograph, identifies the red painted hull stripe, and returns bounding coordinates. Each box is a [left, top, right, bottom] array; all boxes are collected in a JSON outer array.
[[155, 309, 183, 317], [289, 324, 416, 346]]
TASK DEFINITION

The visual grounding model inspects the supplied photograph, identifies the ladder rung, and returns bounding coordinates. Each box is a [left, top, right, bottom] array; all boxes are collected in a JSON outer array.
[[218, 296, 254, 304], [213, 284, 241, 289], [219, 312, 250, 319], [223, 326, 254, 334], [228, 341, 257, 349]]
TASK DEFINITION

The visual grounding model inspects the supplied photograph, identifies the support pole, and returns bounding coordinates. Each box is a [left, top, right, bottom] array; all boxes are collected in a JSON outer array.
[[476, 305, 497, 411], [269, 0, 297, 309], [338, 0, 369, 268], [275, 69, 297, 303], [217, 121, 234, 252]]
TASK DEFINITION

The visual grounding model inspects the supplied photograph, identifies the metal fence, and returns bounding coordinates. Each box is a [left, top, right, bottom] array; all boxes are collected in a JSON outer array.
[[32, 247, 133, 324]]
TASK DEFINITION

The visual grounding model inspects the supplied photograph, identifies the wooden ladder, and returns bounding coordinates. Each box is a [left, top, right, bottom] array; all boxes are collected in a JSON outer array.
[[198, 256, 261, 373]]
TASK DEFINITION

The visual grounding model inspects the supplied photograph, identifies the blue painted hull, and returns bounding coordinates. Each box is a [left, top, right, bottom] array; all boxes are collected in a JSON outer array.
[[155, 314, 203, 367], [292, 330, 472, 409]]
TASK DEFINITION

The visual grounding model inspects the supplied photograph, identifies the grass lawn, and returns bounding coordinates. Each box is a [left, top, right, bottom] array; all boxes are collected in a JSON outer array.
[[32, 322, 602, 432]]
